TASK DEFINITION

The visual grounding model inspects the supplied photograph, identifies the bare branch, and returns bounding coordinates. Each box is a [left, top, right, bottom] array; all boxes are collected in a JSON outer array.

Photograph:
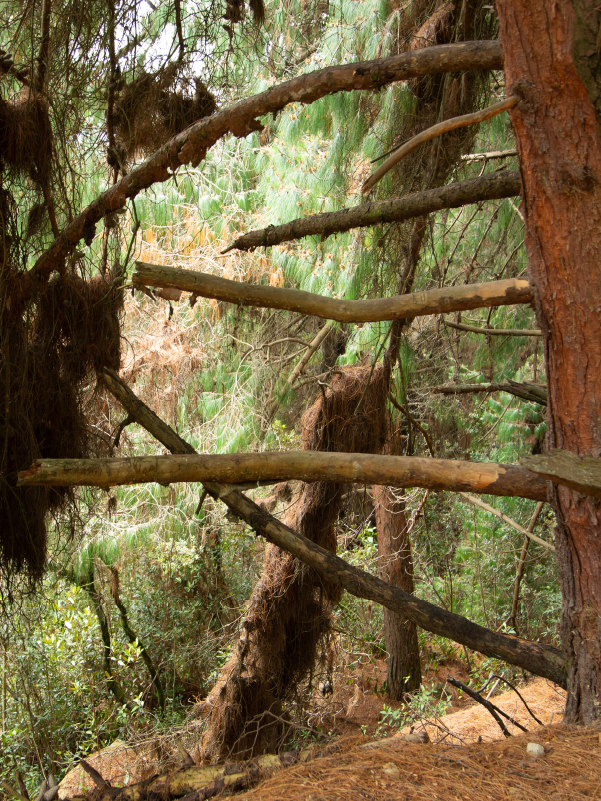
[[92, 369, 565, 687], [362, 95, 518, 194], [429, 381, 547, 405], [222, 170, 521, 253], [458, 493, 554, 551], [19, 40, 502, 305], [444, 320, 541, 336], [133, 265, 533, 323], [19, 451, 548, 501]]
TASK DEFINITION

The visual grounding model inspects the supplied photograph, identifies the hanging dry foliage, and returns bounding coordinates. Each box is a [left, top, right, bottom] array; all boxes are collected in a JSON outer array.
[[0, 89, 52, 184], [201, 364, 390, 761], [0, 271, 123, 581], [114, 68, 217, 160]]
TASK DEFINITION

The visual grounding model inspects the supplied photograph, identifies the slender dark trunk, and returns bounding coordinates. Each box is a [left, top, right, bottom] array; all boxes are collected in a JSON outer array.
[[373, 484, 421, 698]]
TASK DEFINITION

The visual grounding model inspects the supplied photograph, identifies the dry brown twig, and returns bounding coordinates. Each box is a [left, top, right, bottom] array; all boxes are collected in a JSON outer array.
[[362, 95, 519, 194]]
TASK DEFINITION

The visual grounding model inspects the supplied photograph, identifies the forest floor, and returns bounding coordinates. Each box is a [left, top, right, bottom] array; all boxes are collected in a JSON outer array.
[[236, 719, 601, 801], [59, 663, 591, 801]]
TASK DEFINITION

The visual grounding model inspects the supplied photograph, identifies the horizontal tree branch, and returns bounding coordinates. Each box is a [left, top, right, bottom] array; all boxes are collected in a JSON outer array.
[[217, 486, 565, 687], [133, 264, 533, 323], [221, 170, 520, 253], [94, 368, 565, 689], [430, 381, 548, 405], [19, 451, 548, 500], [20, 40, 502, 305], [362, 95, 518, 194], [444, 320, 541, 336]]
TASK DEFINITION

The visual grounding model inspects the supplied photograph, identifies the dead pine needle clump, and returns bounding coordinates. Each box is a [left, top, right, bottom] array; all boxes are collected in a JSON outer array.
[[0, 89, 53, 184], [199, 364, 390, 763], [113, 65, 217, 162], [0, 268, 123, 584]]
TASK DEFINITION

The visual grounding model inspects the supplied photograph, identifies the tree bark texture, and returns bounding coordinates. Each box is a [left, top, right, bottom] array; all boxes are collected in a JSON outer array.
[[373, 484, 422, 699], [19, 451, 548, 501], [522, 450, 601, 500], [220, 170, 521, 252], [19, 41, 502, 308], [133, 263, 533, 323], [497, 0, 601, 722]]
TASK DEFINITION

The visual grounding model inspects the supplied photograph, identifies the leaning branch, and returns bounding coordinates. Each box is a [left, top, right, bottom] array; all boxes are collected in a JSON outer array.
[[458, 493, 554, 551], [132, 266, 533, 323], [90, 369, 564, 687], [20, 40, 502, 305], [221, 170, 520, 253], [362, 95, 518, 194], [444, 320, 541, 336], [430, 381, 548, 405], [19, 451, 547, 501]]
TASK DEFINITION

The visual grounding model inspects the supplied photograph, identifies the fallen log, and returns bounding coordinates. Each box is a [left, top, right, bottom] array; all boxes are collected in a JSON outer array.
[[18, 451, 548, 501], [132, 265, 533, 324], [220, 170, 520, 253], [66, 741, 353, 801], [91, 369, 565, 689]]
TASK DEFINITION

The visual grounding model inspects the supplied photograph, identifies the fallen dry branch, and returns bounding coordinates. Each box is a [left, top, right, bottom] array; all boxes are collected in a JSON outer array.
[[69, 746, 331, 801], [458, 493, 554, 551], [521, 450, 601, 500], [446, 678, 516, 737], [92, 369, 565, 687], [132, 265, 533, 323], [221, 170, 520, 253], [19, 451, 548, 501], [19, 40, 502, 306], [430, 381, 548, 405], [362, 95, 518, 194]]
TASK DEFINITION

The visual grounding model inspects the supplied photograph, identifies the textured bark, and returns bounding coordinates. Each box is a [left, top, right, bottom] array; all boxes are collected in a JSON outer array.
[[522, 450, 601, 500], [19, 451, 549, 501], [373, 485, 421, 699], [133, 263, 533, 323], [497, 0, 601, 722], [221, 170, 521, 252]]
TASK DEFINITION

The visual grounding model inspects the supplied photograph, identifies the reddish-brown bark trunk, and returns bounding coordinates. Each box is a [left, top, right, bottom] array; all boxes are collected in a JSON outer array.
[[373, 485, 422, 699], [497, 0, 601, 722]]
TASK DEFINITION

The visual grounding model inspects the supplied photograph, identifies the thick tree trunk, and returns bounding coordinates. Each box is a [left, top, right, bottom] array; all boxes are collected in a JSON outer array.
[[497, 0, 601, 723], [373, 484, 421, 699]]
